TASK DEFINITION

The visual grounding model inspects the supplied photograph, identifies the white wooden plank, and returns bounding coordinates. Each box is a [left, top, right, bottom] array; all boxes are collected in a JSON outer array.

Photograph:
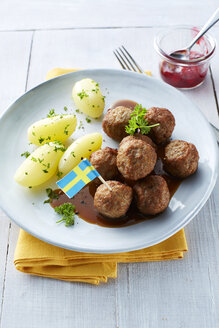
[[0, 0, 218, 31], [0, 31, 33, 323]]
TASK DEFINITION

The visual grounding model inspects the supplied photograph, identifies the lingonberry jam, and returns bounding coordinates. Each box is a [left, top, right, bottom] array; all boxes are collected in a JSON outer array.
[[160, 51, 208, 88]]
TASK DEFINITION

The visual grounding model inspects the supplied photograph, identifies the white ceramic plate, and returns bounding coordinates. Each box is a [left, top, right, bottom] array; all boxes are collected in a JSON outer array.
[[0, 69, 218, 253]]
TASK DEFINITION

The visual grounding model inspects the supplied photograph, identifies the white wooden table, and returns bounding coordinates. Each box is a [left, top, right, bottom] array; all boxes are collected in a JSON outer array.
[[0, 1, 219, 327]]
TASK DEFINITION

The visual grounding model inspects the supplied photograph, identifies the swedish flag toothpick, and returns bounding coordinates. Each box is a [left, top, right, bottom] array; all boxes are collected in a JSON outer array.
[[57, 158, 112, 198]]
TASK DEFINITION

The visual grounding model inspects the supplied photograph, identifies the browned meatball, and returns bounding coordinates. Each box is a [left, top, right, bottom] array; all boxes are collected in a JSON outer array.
[[145, 107, 175, 144], [133, 133, 157, 150], [133, 175, 170, 215], [163, 140, 199, 178], [117, 136, 157, 180], [94, 181, 133, 218], [90, 147, 118, 181], [102, 106, 132, 141]]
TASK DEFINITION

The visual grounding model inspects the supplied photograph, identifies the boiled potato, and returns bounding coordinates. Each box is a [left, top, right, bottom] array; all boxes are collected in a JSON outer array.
[[72, 78, 105, 118], [58, 133, 102, 175], [28, 114, 77, 146], [14, 142, 65, 187]]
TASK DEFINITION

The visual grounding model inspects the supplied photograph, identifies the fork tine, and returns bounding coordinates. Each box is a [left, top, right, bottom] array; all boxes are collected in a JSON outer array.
[[113, 51, 126, 70], [121, 45, 144, 74], [114, 49, 132, 71], [118, 47, 137, 72]]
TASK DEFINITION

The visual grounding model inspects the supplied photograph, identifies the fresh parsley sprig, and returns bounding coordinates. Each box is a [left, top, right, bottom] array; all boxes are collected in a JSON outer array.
[[55, 203, 76, 227], [125, 104, 159, 135]]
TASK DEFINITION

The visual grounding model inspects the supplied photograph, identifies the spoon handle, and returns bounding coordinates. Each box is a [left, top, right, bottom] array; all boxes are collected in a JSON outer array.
[[188, 7, 219, 51]]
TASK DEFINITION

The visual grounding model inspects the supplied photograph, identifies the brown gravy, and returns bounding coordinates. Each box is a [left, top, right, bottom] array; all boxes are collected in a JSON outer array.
[[111, 99, 138, 110], [50, 145, 182, 228]]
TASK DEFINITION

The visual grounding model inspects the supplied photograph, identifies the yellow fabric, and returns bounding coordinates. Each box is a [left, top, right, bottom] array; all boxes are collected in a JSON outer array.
[[14, 67, 188, 285]]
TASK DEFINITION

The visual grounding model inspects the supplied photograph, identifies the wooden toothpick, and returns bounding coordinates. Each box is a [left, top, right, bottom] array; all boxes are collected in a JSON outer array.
[[98, 175, 112, 191]]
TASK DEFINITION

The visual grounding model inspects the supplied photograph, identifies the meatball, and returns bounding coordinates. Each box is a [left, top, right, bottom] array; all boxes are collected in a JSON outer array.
[[102, 106, 132, 141], [133, 133, 157, 150], [90, 147, 118, 181], [133, 175, 170, 215], [163, 140, 199, 178], [145, 107, 175, 144], [94, 181, 133, 218], [117, 136, 157, 180]]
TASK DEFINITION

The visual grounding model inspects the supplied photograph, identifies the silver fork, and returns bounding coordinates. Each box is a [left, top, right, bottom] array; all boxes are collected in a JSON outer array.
[[113, 45, 219, 143]]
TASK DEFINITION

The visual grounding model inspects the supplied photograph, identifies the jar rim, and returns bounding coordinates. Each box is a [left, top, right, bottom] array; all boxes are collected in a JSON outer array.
[[154, 26, 216, 65]]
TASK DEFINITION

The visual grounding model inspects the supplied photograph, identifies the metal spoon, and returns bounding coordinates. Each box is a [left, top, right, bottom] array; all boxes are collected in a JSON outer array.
[[171, 8, 219, 60]]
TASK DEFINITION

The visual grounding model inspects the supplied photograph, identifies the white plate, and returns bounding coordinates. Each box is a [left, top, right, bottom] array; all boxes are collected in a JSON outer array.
[[0, 69, 218, 253]]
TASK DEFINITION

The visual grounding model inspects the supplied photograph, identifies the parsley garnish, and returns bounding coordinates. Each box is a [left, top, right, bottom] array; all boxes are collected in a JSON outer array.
[[53, 141, 66, 152], [47, 109, 56, 117], [64, 106, 68, 112], [21, 151, 30, 158], [125, 104, 159, 135], [38, 137, 45, 144], [75, 109, 80, 113], [57, 171, 63, 179], [55, 203, 76, 227], [71, 151, 76, 157], [44, 188, 59, 204], [31, 157, 37, 162], [64, 124, 70, 135], [77, 90, 89, 100], [86, 117, 91, 123]]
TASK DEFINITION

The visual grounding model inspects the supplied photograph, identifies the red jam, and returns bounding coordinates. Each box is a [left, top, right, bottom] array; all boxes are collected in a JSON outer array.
[[160, 51, 208, 88]]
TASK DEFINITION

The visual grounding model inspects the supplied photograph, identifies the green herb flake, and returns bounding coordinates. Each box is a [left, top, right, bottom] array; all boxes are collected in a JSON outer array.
[[91, 141, 95, 144], [57, 171, 63, 179], [55, 203, 76, 227], [125, 104, 160, 136], [86, 117, 91, 123], [21, 151, 30, 158], [38, 137, 45, 144], [32, 132, 36, 136], [31, 157, 37, 162], [47, 109, 56, 117], [64, 106, 68, 112], [44, 188, 59, 204], [64, 124, 70, 135], [75, 109, 80, 113], [77, 89, 89, 100], [71, 151, 76, 158], [25, 172, 28, 175], [38, 158, 44, 163], [43, 169, 48, 173]]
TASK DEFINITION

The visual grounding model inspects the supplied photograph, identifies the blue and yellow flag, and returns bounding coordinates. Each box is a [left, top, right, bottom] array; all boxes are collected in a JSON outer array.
[[57, 158, 100, 198]]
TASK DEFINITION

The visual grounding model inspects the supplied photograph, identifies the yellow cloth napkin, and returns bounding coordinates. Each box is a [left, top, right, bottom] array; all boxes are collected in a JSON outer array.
[[14, 67, 188, 285]]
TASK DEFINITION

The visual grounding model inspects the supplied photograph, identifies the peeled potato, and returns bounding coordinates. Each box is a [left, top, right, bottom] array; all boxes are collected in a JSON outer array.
[[58, 133, 102, 175], [14, 142, 65, 187], [72, 78, 105, 118], [28, 114, 77, 145]]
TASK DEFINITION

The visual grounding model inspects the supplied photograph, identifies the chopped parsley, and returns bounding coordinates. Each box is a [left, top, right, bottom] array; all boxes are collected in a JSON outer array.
[[71, 151, 76, 158], [77, 90, 89, 100], [64, 106, 68, 112], [38, 158, 44, 163], [38, 137, 45, 144], [21, 151, 30, 158], [57, 171, 63, 179], [43, 169, 48, 173], [44, 188, 59, 204], [125, 104, 159, 135], [64, 124, 70, 135], [53, 141, 66, 152], [47, 109, 56, 117], [86, 117, 91, 123], [31, 157, 37, 162], [55, 203, 76, 227], [75, 109, 80, 113]]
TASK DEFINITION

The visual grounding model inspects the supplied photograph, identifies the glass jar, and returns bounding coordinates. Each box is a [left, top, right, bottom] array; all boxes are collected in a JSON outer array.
[[154, 27, 216, 89]]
